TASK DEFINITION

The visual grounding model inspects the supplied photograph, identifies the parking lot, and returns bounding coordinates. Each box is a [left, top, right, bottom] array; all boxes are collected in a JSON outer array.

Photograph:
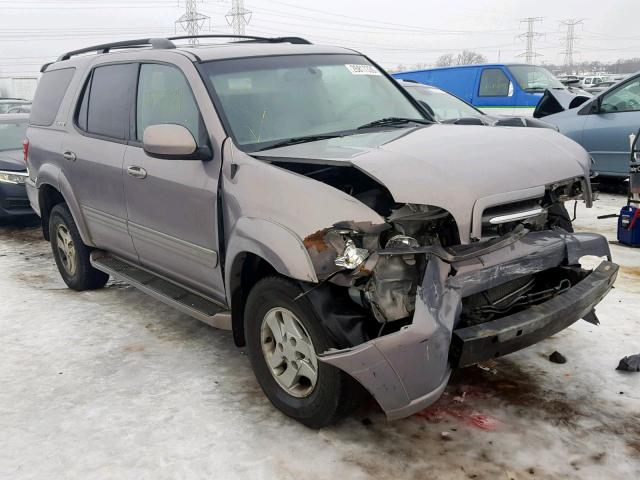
[[0, 193, 637, 479]]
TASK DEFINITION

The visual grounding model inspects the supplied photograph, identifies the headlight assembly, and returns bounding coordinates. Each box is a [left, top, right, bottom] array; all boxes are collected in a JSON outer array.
[[0, 170, 28, 185], [335, 239, 369, 269]]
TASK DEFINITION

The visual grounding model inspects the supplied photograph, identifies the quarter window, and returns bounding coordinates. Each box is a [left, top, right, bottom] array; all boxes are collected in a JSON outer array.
[[30, 68, 75, 126], [136, 63, 203, 143], [85, 63, 137, 139], [479, 68, 510, 97]]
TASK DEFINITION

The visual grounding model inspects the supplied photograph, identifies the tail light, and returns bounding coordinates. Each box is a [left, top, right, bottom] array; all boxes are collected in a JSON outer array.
[[23, 138, 29, 163]]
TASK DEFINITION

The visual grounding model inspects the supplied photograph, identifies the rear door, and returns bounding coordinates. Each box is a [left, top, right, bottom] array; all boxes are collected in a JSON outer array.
[[62, 63, 138, 259], [581, 76, 640, 176], [122, 62, 225, 300]]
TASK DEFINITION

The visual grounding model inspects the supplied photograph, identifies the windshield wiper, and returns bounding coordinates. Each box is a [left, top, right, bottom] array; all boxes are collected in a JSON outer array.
[[257, 134, 342, 151], [357, 117, 432, 130]]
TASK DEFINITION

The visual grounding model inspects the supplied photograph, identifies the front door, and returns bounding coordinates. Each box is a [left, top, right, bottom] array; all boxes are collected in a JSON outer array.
[[122, 62, 224, 300], [62, 63, 138, 260], [582, 76, 640, 176]]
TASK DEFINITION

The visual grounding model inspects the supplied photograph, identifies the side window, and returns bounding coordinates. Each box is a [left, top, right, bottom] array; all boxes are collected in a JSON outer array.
[[584, 78, 592, 85], [30, 68, 75, 126], [600, 78, 640, 114], [136, 63, 203, 144], [86, 63, 137, 140], [479, 68, 510, 97]]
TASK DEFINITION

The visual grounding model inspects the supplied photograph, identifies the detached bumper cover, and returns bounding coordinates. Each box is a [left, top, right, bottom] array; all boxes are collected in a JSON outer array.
[[318, 230, 616, 420]]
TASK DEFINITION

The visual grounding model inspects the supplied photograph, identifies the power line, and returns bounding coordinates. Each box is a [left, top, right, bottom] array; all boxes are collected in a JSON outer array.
[[226, 0, 252, 35], [175, 0, 210, 44], [517, 17, 544, 64], [560, 19, 584, 74]]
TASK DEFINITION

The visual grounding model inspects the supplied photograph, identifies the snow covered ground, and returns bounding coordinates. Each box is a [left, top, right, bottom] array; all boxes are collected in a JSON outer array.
[[0, 194, 638, 480]]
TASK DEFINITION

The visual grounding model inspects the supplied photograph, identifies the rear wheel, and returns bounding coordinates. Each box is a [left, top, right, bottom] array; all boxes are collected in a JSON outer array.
[[49, 204, 109, 291], [244, 276, 361, 428]]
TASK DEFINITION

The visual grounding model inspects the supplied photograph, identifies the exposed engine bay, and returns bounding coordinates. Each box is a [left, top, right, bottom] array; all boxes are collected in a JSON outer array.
[[267, 158, 590, 346]]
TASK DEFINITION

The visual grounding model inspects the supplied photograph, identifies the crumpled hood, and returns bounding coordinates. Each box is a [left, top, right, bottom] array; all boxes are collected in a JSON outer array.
[[0, 149, 25, 171], [257, 124, 591, 242]]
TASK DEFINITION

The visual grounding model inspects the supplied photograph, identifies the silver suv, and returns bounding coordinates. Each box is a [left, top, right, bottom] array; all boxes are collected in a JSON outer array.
[[25, 36, 617, 428]]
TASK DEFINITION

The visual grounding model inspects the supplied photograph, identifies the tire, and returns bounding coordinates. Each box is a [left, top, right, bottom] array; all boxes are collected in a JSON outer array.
[[244, 276, 361, 428], [49, 203, 109, 291], [548, 202, 574, 233]]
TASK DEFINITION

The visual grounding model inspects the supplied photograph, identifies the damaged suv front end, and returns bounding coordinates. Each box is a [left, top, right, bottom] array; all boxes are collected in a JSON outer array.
[[201, 50, 617, 423]]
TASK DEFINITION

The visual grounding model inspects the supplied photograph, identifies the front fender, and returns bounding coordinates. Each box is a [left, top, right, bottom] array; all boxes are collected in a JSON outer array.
[[224, 216, 318, 304]]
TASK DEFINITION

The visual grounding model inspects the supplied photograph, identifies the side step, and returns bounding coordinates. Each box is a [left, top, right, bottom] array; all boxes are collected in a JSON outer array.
[[90, 251, 231, 330]]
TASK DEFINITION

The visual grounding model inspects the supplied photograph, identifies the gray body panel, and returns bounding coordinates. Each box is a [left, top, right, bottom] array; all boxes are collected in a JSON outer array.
[[257, 125, 592, 242]]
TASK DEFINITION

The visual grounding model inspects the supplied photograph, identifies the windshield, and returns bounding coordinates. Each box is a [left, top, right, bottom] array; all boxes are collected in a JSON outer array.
[[201, 54, 427, 151], [509, 65, 564, 91], [0, 102, 27, 114], [405, 84, 482, 121], [0, 119, 28, 151]]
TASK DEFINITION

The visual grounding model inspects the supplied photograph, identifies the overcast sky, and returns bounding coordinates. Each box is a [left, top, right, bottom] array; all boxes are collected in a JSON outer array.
[[1, 0, 639, 77]]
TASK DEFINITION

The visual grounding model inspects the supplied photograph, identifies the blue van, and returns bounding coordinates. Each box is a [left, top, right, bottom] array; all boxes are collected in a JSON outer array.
[[393, 64, 565, 116]]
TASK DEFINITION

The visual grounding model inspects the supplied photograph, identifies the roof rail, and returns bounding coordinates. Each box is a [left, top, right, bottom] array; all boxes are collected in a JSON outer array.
[[57, 37, 175, 61], [167, 34, 312, 45]]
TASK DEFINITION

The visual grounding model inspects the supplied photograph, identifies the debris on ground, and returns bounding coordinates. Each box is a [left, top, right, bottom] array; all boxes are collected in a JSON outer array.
[[549, 351, 567, 364], [440, 431, 453, 441], [616, 354, 640, 372]]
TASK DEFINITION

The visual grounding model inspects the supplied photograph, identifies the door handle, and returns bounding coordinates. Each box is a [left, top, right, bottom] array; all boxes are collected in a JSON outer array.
[[127, 165, 147, 179], [62, 151, 76, 162]]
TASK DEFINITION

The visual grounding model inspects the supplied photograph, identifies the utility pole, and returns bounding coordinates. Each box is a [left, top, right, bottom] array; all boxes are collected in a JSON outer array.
[[226, 0, 252, 36], [517, 17, 544, 64], [175, 0, 210, 44], [560, 19, 584, 75]]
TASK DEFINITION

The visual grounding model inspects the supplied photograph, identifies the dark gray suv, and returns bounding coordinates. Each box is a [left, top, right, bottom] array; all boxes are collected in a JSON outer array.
[[25, 36, 617, 428]]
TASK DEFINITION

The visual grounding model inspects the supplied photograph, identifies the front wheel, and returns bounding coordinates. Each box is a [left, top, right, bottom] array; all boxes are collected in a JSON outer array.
[[49, 203, 109, 291], [244, 276, 361, 428]]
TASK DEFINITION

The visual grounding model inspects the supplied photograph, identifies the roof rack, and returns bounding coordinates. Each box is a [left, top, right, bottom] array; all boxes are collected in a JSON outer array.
[[167, 34, 311, 45], [50, 35, 312, 69], [56, 37, 175, 61]]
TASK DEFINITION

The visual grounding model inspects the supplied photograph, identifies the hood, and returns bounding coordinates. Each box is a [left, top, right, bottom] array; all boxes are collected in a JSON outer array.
[[257, 125, 591, 241], [0, 149, 25, 171], [534, 87, 592, 118]]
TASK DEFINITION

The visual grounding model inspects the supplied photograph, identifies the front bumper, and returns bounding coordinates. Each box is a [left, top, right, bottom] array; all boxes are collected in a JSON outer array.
[[319, 230, 617, 420], [0, 181, 34, 218]]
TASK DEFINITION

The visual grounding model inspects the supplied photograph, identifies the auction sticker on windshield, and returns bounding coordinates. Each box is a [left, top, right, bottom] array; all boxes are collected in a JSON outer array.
[[345, 64, 381, 75]]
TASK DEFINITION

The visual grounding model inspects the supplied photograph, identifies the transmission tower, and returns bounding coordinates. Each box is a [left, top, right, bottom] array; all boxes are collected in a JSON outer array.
[[226, 0, 252, 35], [517, 17, 544, 64], [175, 0, 210, 44], [560, 19, 584, 74]]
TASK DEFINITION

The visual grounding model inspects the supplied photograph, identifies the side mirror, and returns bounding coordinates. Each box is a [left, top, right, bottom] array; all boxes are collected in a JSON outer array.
[[143, 124, 212, 160]]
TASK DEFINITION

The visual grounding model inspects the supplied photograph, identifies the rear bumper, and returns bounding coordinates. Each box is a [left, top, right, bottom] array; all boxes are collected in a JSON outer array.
[[451, 261, 618, 368], [319, 230, 617, 420]]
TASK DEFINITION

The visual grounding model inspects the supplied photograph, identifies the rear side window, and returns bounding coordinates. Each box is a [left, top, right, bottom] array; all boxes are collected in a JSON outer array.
[[479, 68, 510, 97], [84, 63, 137, 140], [136, 63, 203, 143], [30, 68, 75, 126]]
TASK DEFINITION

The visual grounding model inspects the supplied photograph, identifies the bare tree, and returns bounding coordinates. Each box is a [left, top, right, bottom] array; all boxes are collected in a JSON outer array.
[[456, 50, 487, 65], [435, 54, 455, 67]]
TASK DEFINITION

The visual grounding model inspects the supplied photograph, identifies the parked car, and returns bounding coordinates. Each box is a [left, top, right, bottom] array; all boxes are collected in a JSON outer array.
[[535, 71, 640, 177], [584, 80, 617, 95], [0, 98, 31, 114], [399, 79, 555, 128], [0, 113, 32, 219], [393, 64, 566, 116], [579, 75, 610, 89], [26, 36, 617, 428]]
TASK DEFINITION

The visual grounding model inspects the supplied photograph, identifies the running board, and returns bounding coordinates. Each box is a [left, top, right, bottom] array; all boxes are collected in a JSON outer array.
[[90, 251, 231, 330]]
